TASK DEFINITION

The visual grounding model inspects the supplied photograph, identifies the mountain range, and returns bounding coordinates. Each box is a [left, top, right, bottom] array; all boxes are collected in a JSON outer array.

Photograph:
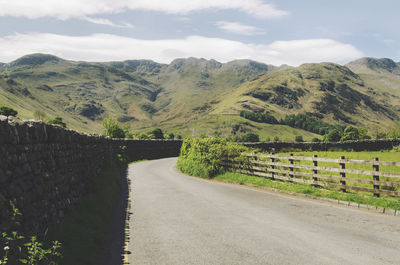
[[1, 54, 399, 140]]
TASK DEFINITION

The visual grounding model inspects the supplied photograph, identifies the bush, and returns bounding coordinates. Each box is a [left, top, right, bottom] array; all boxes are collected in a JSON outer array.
[[241, 133, 260, 142], [149, 128, 164, 139], [340, 126, 371, 141], [102, 117, 125, 138], [0, 106, 18, 117], [48, 117, 67, 128], [311, 137, 321, 142], [294, 135, 304, 142], [1, 202, 62, 264], [323, 129, 342, 142], [177, 137, 250, 178]]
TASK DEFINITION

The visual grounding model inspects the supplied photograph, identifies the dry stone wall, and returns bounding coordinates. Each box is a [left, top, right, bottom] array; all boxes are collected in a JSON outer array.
[[0, 116, 182, 233]]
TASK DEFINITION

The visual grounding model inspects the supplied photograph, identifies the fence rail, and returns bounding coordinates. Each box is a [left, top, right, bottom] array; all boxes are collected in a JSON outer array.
[[224, 153, 400, 197]]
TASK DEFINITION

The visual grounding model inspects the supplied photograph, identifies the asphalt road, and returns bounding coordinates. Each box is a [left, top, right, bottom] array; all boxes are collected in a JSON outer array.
[[126, 157, 400, 265]]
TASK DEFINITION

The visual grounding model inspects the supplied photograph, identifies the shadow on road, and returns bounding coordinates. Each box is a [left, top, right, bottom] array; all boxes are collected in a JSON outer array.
[[100, 166, 131, 265]]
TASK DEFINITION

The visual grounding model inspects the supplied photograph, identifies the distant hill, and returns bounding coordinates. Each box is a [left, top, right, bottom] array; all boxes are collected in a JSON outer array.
[[0, 54, 399, 139], [210, 62, 400, 130], [346, 57, 400, 75]]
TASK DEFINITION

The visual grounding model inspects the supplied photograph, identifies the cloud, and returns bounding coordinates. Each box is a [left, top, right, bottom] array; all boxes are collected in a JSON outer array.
[[216, 21, 265, 36], [82, 17, 134, 28], [0, 33, 363, 66], [0, 0, 288, 20]]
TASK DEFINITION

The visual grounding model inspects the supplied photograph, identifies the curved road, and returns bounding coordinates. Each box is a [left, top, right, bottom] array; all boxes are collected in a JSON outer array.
[[126, 158, 400, 265]]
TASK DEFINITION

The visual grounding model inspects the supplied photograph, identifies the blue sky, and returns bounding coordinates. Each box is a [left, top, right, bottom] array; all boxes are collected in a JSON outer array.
[[0, 0, 398, 66]]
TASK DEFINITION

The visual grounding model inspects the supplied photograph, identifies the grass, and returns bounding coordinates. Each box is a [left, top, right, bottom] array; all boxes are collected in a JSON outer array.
[[45, 159, 125, 265], [212, 149, 400, 211], [215, 171, 400, 210]]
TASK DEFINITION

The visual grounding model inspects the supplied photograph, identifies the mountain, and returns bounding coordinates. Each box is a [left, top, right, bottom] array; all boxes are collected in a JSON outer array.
[[1, 54, 399, 139], [0, 54, 280, 135], [346, 57, 400, 75], [210, 62, 400, 129]]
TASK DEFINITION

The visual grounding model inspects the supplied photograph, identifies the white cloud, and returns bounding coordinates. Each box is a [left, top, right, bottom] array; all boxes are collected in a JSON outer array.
[[0, 33, 363, 66], [82, 17, 134, 28], [0, 0, 287, 20], [216, 21, 265, 36]]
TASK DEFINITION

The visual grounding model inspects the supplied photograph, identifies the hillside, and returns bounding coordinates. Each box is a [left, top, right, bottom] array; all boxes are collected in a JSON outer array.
[[210, 62, 400, 130], [0, 54, 280, 135], [1, 54, 400, 139]]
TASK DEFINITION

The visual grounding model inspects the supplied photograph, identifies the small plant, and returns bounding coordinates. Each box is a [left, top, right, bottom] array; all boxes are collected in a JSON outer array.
[[1, 202, 62, 265]]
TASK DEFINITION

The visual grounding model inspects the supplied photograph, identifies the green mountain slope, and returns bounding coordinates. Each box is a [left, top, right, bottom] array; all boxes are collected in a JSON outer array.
[[1, 54, 399, 139], [0, 54, 278, 134], [211, 62, 400, 130]]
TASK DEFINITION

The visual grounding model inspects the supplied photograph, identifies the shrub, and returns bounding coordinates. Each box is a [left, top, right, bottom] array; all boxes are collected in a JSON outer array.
[[241, 133, 260, 142], [149, 128, 164, 139], [177, 137, 250, 178], [294, 135, 304, 142], [48, 117, 67, 128], [1, 202, 62, 264], [311, 137, 321, 142], [340, 126, 371, 141], [0, 106, 18, 117], [323, 129, 342, 142], [102, 117, 125, 138]]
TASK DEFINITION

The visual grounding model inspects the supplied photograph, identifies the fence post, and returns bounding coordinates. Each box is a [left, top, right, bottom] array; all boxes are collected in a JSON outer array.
[[313, 154, 318, 186], [252, 155, 258, 174], [271, 153, 275, 180], [339, 156, 346, 192], [289, 153, 294, 182], [373, 157, 380, 197]]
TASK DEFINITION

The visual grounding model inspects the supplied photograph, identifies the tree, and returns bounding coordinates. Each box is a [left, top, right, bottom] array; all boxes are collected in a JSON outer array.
[[102, 117, 125, 138], [323, 129, 342, 142], [0, 106, 18, 117], [340, 126, 359, 141], [149, 128, 164, 139], [33, 110, 47, 121], [48, 117, 67, 128]]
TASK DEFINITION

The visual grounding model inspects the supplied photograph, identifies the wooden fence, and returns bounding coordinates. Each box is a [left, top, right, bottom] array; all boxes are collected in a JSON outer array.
[[225, 153, 400, 197]]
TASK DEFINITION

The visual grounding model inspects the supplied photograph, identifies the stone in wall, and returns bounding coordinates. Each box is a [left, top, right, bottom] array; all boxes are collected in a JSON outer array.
[[0, 116, 182, 233]]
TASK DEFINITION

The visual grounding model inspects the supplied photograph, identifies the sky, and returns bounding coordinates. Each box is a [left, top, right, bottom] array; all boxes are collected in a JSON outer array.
[[0, 0, 398, 66]]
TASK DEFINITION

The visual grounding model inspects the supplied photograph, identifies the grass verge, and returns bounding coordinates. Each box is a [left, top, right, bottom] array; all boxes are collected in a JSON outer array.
[[214, 172, 400, 211], [45, 159, 126, 265]]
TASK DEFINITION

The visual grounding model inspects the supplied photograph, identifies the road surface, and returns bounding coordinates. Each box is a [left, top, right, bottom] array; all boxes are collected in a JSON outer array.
[[126, 158, 400, 265]]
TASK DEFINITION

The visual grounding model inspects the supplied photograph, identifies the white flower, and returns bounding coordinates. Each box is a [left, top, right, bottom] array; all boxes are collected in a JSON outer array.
[[3, 246, 9, 251]]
